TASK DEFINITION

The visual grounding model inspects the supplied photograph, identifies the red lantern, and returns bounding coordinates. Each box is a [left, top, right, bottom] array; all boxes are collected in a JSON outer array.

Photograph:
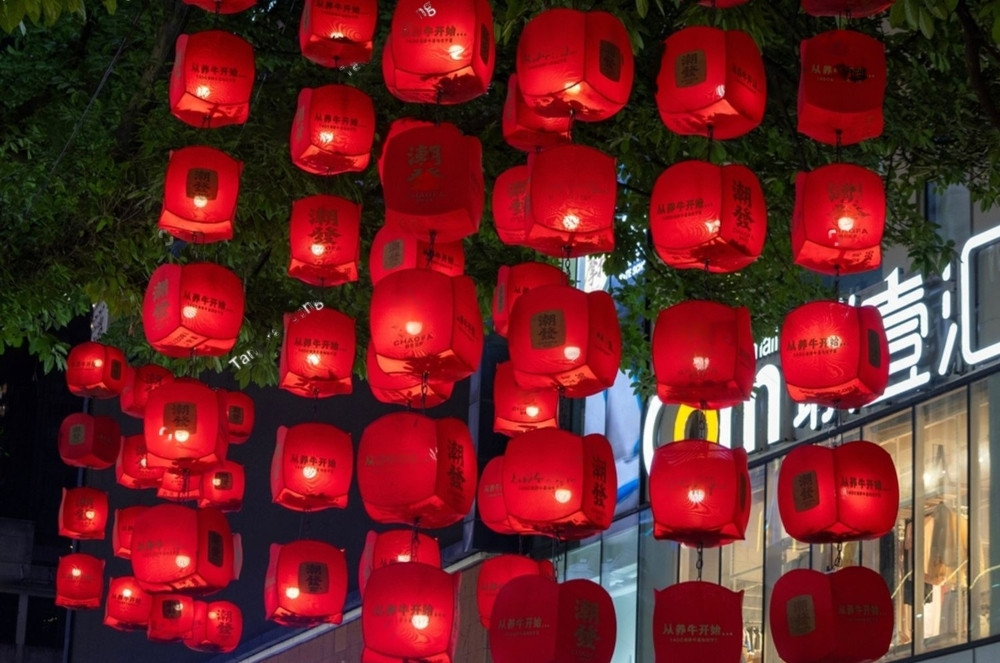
[[365, 344, 455, 408], [159, 146, 243, 243], [802, 0, 894, 17], [492, 165, 531, 246], [144, 379, 228, 469], [56, 553, 104, 610], [58, 413, 121, 470], [476, 555, 554, 629], [120, 364, 174, 419], [362, 562, 459, 662], [780, 301, 889, 408], [104, 576, 152, 631], [656, 27, 766, 139], [493, 361, 559, 436], [279, 306, 355, 398], [290, 85, 375, 175], [502, 74, 573, 152], [798, 30, 886, 145], [182, 0, 255, 13], [59, 487, 108, 540], [271, 423, 353, 512], [184, 600, 242, 652], [148, 594, 197, 642], [507, 285, 621, 398], [157, 468, 204, 502], [113, 505, 148, 559], [493, 263, 570, 338], [218, 389, 255, 444], [516, 9, 634, 122], [652, 300, 755, 409], [778, 440, 899, 543], [288, 195, 362, 286], [649, 160, 766, 273], [369, 224, 465, 286], [116, 433, 166, 489], [502, 428, 616, 539], [649, 440, 751, 547], [792, 163, 885, 275], [358, 412, 477, 528], [264, 540, 348, 626], [653, 582, 744, 663], [199, 460, 246, 512], [142, 262, 245, 357], [478, 456, 519, 535], [769, 566, 893, 663], [65, 341, 127, 398], [299, 0, 377, 67], [359, 529, 442, 597], [382, 0, 494, 104], [170, 31, 255, 128]]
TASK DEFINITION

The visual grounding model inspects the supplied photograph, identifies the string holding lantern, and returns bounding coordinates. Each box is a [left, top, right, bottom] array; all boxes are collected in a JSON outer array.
[[116, 433, 166, 489], [169, 30, 255, 128], [104, 576, 152, 631], [288, 195, 361, 287], [218, 388, 255, 444], [359, 529, 442, 597], [58, 487, 108, 540], [477, 456, 520, 536], [653, 582, 745, 663], [476, 555, 554, 629], [493, 360, 559, 437], [802, 0, 895, 16], [265, 540, 348, 626], [158, 146, 243, 243], [365, 344, 455, 408], [112, 505, 148, 559], [148, 594, 197, 642], [65, 341, 126, 398], [199, 460, 246, 512], [502, 74, 573, 152], [271, 423, 353, 512], [182, 0, 255, 13], [58, 412, 121, 470], [299, 0, 377, 67], [120, 364, 174, 419], [368, 224, 465, 286], [56, 553, 104, 610], [290, 85, 375, 175], [493, 262, 569, 338], [491, 164, 531, 247], [184, 600, 243, 653], [143, 379, 228, 470], [279, 306, 355, 398]]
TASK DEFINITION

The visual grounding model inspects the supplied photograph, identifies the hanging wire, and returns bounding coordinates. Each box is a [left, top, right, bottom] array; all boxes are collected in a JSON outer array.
[[834, 542, 843, 568], [425, 231, 438, 269], [420, 372, 430, 414], [696, 543, 704, 581]]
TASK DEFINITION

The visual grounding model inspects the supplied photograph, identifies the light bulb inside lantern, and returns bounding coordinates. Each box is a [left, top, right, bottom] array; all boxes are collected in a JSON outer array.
[[182, 305, 198, 319], [285, 586, 300, 600], [837, 216, 855, 232], [319, 130, 334, 144], [84, 508, 96, 520], [688, 487, 706, 504], [692, 356, 710, 371], [208, 611, 217, 620], [195, 85, 211, 100], [139, 456, 148, 469], [93, 358, 104, 368], [405, 321, 423, 336], [71, 567, 82, 578], [310, 243, 326, 257], [192, 195, 209, 209], [448, 44, 465, 60], [302, 465, 318, 480], [175, 554, 191, 569], [714, 84, 727, 97], [562, 214, 581, 231], [563, 346, 581, 361], [306, 353, 321, 367], [122, 588, 133, 598], [174, 429, 190, 443], [554, 488, 572, 504], [212, 476, 223, 488], [396, 553, 412, 563], [565, 82, 582, 96], [525, 405, 540, 418], [330, 31, 344, 39], [704, 219, 721, 235], [826, 334, 842, 349], [411, 613, 430, 630]]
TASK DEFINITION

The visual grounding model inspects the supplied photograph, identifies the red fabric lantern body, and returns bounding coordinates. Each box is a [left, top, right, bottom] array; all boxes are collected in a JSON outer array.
[[476, 555, 554, 629], [288, 195, 362, 286], [120, 364, 174, 419], [116, 433, 166, 489], [144, 379, 228, 469], [65, 341, 127, 398], [218, 389, 255, 444], [780, 301, 889, 408], [148, 594, 197, 642], [56, 553, 104, 610], [798, 30, 886, 145], [649, 160, 766, 273], [159, 146, 243, 243], [113, 505, 148, 559], [653, 581, 744, 663], [104, 576, 152, 631], [279, 307, 356, 398], [516, 9, 634, 122], [778, 441, 899, 543], [169, 31, 255, 128], [656, 27, 766, 139], [382, 0, 494, 104], [493, 263, 569, 338], [366, 344, 455, 408], [502, 429, 617, 539], [649, 440, 751, 547], [477, 456, 519, 535], [290, 85, 375, 175], [792, 163, 885, 275], [357, 412, 477, 528], [802, 0, 894, 17], [184, 600, 243, 652], [652, 301, 755, 409], [142, 262, 245, 357], [507, 285, 621, 398], [299, 0, 377, 67], [493, 361, 559, 436], [59, 487, 108, 540], [157, 468, 204, 502], [502, 74, 573, 152], [271, 423, 353, 512], [199, 460, 246, 512], [491, 165, 531, 246], [58, 413, 121, 470], [369, 225, 465, 286], [183, 0, 255, 13], [265, 540, 348, 626], [359, 529, 442, 597]]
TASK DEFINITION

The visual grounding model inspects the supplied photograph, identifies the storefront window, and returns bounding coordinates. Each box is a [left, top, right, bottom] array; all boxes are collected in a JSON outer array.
[[601, 515, 638, 663], [722, 465, 764, 663], [972, 377, 999, 639], [636, 510, 677, 663]]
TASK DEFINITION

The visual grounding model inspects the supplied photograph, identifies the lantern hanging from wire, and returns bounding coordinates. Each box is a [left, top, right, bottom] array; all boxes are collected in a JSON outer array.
[[182, 0, 255, 14], [653, 581, 745, 663], [476, 555, 554, 630], [290, 85, 375, 175], [159, 146, 243, 243], [477, 456, 520, 535], [184, 600, 243, 653], [58, 412, 121, 470], [369, 224, 465, 286], [279, 306, 356, 398], [265, 540, 348, 626], [218, 388, 255, 444], [65, 341, 127, 398], [148, 594, 197, 642], [801, 0, 895, 17], [365, 344, 455, 408], [56, 553, 104, 610], [493, 360, 559, 437], [116, 433, 166, 490], [493, 263, 570, 338], [359, 529, 442, 597], [104, 576, 152, 631], [59, 487, 108, 540], [144, 379, 228, 470], [112, 505, 148, 559], [271, 423, 353, 512], [120, 364, 174, 419], [157, 467, 204, 502], [491, 164, 531, 246], [198, 460, 246, 512], [502, 74, 573, 152], [288, 195, 361, 287], [170, 30, 255, 128], [299, 0, 377, 67]]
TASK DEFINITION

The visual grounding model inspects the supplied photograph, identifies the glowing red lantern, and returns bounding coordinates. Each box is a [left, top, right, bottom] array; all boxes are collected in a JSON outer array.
[[649, 440, 751, 547], [493, 361, 559, 436], [359, 529, 442, 597], [59, 487, 108, 540], [104, 576, 151, 631], [279, 306, 355, 398], [652, 300, 755, 409], [770, 566, 893, 663], [184, 600, 242, 652], [802, 0, 894, 16], [271, 423, 353, 512], [382, 0, 494, 104], [142, 262, 245, 357], [58, 413, 121, 470], [113, 505, 148, 559], [157, 468, 204, 502], [218, 389, 255, 444], [492, 165, 531, 246], [264, 540, 348, 626], [493, 263, 570, 337], [65, 341, 126, 398], [159, 146, 242, 243], [183, 0, 255, 13], [792, 163, 885, 275], [476, 555, 554, 629], [798, 30, 886, 145], [656, 27, 766, 139], [365, 344, 455, 408], [516, 9, 633, 122], [649, 160, 767, 273], [170, 31, 255, 128], [198, 460, 246, 512], [116, 433, 166, 489], [144, 379, 228, 469], [288, 195, 361, 286], [357, 412, 477, 528], [507, 285, 621, 398], [56, 553, 104, 610], [653, 581, 744, 662], [299, 0, 377, 67], [290, 85, 375, 175], [478, 456, 519, 535], [120, 364, 173, 419], [148, 594, 197, 642], [780, 301, 889, 408], [502, 74, 573, 152], [369, 224, 465, 286]]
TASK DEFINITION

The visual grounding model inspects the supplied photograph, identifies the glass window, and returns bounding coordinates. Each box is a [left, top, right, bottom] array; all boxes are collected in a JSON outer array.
[[971, 377, 1000, 640], [722, 465, 764, 663], [601, 515, 638, 663], [636, 509, 678, 663]]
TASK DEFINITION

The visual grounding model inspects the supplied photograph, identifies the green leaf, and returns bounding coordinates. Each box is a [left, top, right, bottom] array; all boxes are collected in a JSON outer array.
[[918, 7, 935, 37], [102, 0, 116, 13], [636, 0, 649, 19], [993, 13, 1000, 44]]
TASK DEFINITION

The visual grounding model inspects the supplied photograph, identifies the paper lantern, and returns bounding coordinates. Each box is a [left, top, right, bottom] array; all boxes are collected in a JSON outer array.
[[279, 306, 355, 398], [144, 379, 228, 469], [290, 85, 375, 175], [120, 364, 174, 419], [649, 160, 766, 273], [493, 361, 559, 437], [157, 468, 204, 502], [769, 566, 893, 663], [798, 30, 886, 145], [491, 165, 531, 246], [142, 262, 245, 358], [382, 0, 494, 104], [357, 412, 477, 528], [158, 146, 243, 243], [104, 576, 152, 631], [802, 0, 894, 17], [184, 600, 242, 652], [264, 540, 348, 626], [653, 581, 744, 663], [493, 263, 569, 338], [271, 423, 353, 512], [56, 553, 104, 610], [516, 9, 633, 122], [183, 0, 255, 13], [369, 269, 483, 383], [198, 460, 246, 512], [652, 300, 755, 409], [362, 562, 459, 662], [656, 27, 766, 139], [649, 440, 751, 547], [299, 0, 377, 67], [780, 301, 889, 408], [113, 505, 148, 559], [116, 433, 166, 489], [502, 74, 573, 152], [218, 389, 255, 444], [368, 224, 465, 286], [148, 594, 197, 642], [502, 428, 616, 539], [476, 555, 554, 629], [58, 412, 121, 470], [507, 285, 621, 398], [477, 456, 520, 535], [365, 344, 455, 408], [288, 195, 362, 286], [359, 529, 442, 597], [65, 341, 127, 398], [792, 163, 885, 275], [58, 487, 108, 540], [169, 31, 255, 128]]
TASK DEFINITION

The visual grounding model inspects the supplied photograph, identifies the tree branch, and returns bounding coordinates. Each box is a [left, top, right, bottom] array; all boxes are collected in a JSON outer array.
[[955, 0, 1000, 132]]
